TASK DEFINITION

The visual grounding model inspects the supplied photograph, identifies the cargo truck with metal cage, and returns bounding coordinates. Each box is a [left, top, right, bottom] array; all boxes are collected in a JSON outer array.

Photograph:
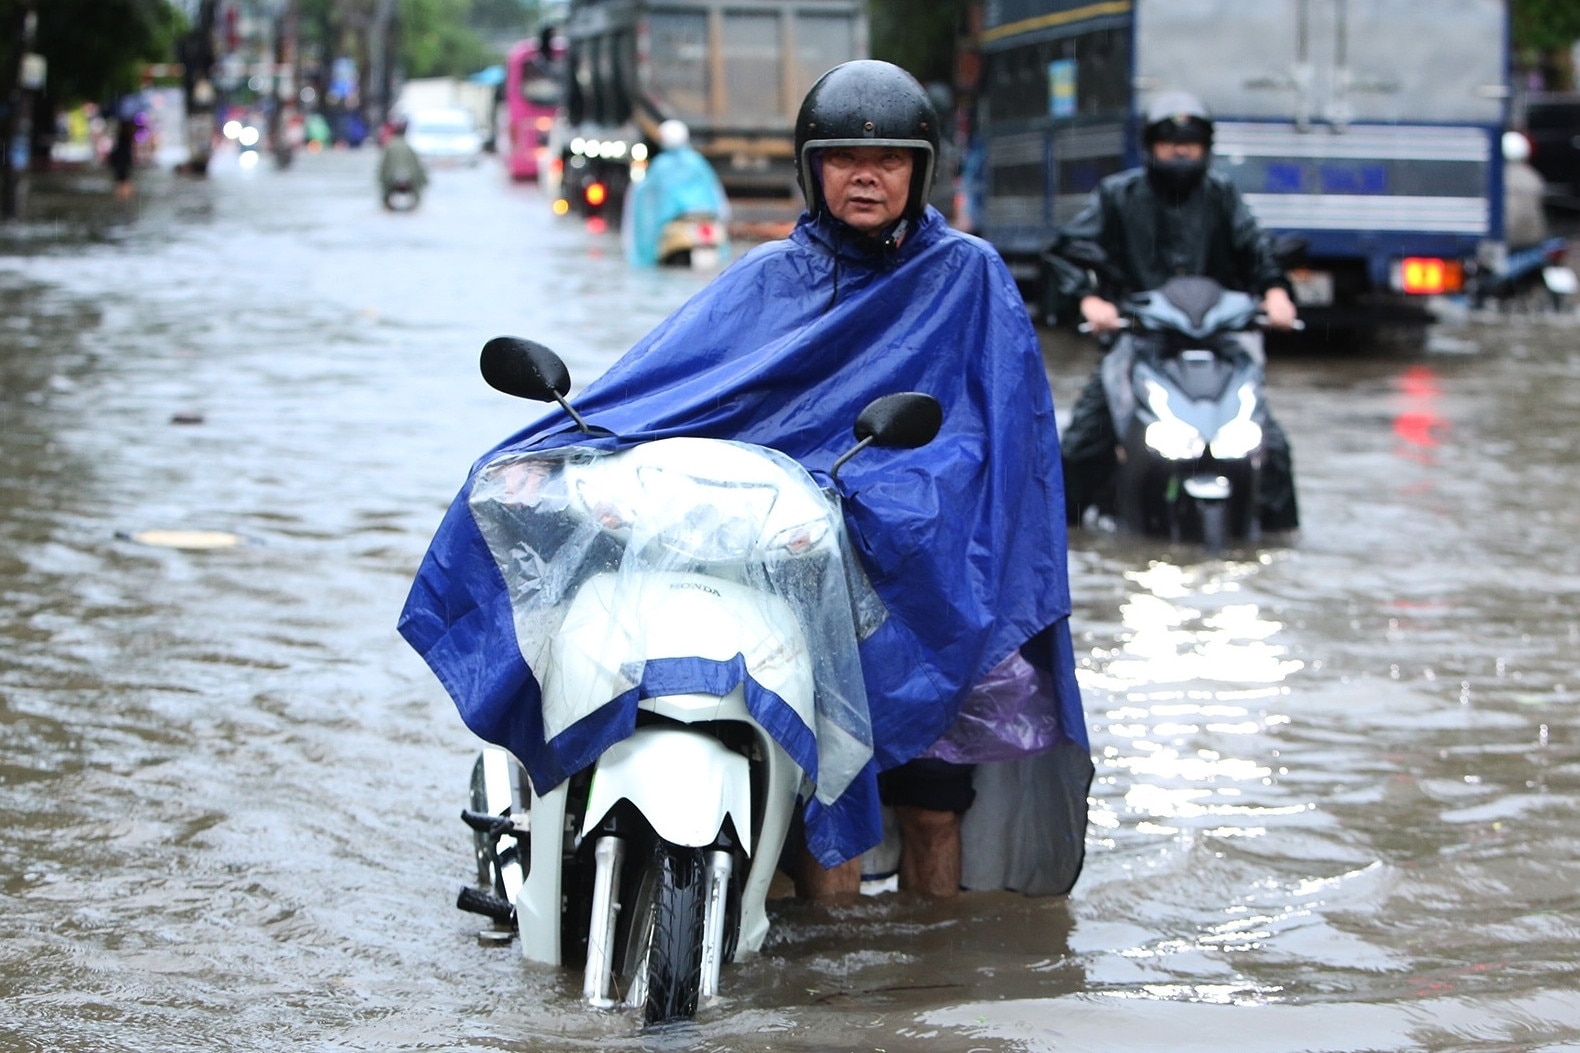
[[555, 0, 868, 226]]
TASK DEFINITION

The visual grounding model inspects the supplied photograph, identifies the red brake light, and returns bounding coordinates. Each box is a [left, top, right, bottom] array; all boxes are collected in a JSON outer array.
[[1398, 257, 1464, 296]]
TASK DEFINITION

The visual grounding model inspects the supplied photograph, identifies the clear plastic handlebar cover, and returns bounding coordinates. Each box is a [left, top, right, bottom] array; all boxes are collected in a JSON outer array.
[[467, 438, 876, 805]]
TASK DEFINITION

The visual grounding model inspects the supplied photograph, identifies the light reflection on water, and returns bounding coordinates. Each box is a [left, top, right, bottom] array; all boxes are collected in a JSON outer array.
[[1086, 557, 1302, 848]]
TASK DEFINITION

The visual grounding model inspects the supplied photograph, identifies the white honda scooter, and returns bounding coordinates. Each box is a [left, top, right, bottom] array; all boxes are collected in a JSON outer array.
[[453, 337, 940, 1025]]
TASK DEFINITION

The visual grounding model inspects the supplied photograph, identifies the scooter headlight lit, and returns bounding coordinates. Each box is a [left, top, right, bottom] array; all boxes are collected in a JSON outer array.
[[1208, 382, 1262, 459], [1145, 419, 1206, 460], [1209, 418, 1262, 459], [1140, 378, 1205, 460]]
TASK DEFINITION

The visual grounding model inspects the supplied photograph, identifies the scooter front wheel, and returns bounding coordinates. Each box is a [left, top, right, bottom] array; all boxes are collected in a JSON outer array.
[[621, 841, 706, 1025]]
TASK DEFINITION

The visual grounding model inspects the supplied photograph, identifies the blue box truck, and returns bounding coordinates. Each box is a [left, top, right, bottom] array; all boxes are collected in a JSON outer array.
[[973, 0, 1510, 328]]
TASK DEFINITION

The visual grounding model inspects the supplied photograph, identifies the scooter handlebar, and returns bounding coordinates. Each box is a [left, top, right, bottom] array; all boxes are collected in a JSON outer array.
[[1255, 314, 1306, 331]]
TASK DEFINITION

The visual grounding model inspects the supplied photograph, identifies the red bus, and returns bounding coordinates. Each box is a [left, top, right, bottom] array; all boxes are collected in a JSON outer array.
[[504, 33, 566, 181]]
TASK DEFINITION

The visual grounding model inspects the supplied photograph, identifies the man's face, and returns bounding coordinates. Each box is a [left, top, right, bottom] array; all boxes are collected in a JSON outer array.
[[1151, 140, 1206, 163], [819, 145, 914, 234]]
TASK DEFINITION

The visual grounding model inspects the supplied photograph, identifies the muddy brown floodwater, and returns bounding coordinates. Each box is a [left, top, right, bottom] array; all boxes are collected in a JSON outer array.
[[3, 148, 1580, 1052]]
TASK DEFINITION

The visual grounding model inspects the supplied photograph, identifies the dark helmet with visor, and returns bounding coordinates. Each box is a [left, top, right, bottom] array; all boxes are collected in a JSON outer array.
[[1141, 90, 1213, 198], [795, 60, 940, 222]]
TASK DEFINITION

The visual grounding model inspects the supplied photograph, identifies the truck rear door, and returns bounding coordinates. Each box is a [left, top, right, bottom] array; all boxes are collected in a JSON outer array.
[[1135, 0, 1506, 294], [1135, 0, 1504, 127]]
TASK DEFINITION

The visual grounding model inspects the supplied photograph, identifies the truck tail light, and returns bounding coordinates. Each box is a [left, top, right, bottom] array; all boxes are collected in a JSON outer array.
[[1396, 257, 1464, 295]]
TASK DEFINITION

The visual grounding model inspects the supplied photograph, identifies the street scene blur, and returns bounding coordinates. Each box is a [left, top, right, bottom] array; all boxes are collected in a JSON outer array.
[[6, 0, 1580, 1049]]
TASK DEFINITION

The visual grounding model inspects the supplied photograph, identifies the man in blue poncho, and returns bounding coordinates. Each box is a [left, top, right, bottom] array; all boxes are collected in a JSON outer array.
[[399, 60, 1091, 901]]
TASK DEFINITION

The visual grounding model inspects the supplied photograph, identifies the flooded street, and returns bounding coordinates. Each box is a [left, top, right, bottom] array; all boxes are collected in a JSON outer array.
[[4, 148, 1580, 1051]]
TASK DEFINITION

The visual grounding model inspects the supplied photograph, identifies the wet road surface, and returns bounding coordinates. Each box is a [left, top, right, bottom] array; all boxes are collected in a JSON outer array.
[[3, 147, 1580, 1051]]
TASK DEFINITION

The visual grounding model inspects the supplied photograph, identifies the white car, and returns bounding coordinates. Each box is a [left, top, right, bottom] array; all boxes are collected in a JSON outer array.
[[403, 106, 483, 166]]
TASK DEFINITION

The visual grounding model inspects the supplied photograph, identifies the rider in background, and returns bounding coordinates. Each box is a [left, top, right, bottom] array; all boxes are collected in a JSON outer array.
[[1502, 130, 1549, 251], [377, 117, 428, 207], [1044, 90, 1299, 532], [623, 119, 732, 266]]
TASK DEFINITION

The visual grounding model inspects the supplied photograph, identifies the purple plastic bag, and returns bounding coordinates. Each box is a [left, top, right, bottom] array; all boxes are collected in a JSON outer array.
[[922, 649, 1066, 764]]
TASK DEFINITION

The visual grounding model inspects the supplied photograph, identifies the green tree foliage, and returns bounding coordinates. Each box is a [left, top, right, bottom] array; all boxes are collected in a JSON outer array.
[[0, 0, 181, 110], [1512, 0, 1580, 88], [400, 0, 500, 77], [295, 0, 502, 82], [1512, 0, 1580, 53], [867, 0, 968, 86]]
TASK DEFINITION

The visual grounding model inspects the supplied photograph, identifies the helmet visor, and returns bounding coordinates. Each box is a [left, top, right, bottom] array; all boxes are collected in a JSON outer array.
[[1147, 116, 1211, 146], [800, 138, 937, 216]]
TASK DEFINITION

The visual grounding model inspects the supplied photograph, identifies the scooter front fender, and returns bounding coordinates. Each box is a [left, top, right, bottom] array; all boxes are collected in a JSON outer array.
[[581, 725, 754, 854]]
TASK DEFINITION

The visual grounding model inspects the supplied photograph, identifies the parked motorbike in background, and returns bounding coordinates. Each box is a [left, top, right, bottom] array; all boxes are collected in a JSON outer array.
[[1091, 276, 1290, 552], [1469, 236, 1578, 312], [454, 337, 941, 1025]]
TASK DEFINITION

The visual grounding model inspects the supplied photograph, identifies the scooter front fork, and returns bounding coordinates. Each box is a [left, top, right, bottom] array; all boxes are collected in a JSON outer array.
[[580, 838, 735, 1010], [583, 835, 625, 1008], [699, 849, 733, 999]]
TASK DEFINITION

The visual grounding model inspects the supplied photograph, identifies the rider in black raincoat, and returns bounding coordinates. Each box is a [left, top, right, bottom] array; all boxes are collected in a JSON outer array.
[[1044, 91, 1300, 533]]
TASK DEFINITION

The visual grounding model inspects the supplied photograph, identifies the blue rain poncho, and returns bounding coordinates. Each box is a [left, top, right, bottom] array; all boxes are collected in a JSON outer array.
[[623, 146, 732, 267], [399, 205, 1087, 868]]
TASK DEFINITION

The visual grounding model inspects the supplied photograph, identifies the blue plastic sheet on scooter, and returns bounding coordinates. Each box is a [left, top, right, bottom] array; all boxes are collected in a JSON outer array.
[[399, 206, 1088, 867], [623, 148, 731, 268]]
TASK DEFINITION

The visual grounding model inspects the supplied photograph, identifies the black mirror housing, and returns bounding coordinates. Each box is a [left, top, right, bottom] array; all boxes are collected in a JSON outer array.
[[854, 392, 943, 449], [480, 337, 572, 402]]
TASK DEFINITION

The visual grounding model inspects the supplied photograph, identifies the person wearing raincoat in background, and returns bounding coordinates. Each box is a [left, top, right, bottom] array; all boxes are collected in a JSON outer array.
[[377, 117, 428, 208], [399, 60, 1092, 902], [623, 119, 732, 267]]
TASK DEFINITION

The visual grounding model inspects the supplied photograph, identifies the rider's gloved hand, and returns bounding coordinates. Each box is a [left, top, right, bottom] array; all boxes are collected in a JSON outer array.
[[1079, 295, 1123, 333], [1261, 287, 1298, 330]]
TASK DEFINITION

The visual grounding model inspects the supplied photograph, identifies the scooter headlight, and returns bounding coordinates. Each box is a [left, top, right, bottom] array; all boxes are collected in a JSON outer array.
[[1141, 378, 1205, 461], [573, 473, 638, 531], [1208, 382, 1262, 460], [765, 517, 832, 558], [1209, 418, 1262, 459]]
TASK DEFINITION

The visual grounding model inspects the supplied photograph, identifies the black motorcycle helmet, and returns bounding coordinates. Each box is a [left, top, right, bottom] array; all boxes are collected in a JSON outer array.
[[795, 60, 939, 223], [1141, 90, 1213, 199]]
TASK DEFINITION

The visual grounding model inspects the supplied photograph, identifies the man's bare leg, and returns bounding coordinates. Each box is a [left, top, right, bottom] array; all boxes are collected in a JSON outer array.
[[895, 805, 962, 898], [794, 849, 861, 901]]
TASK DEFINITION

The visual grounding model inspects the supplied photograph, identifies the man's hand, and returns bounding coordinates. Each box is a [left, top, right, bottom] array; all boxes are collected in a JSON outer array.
[[1079, 295, 1123, 333], [1261, 286, 1298, 330]]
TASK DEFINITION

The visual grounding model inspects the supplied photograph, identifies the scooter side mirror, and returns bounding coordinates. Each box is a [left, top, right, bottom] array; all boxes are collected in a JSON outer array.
[[831, 392, 943, 483], [480, 337, 572, 402], [854, 392, 943, 449]]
